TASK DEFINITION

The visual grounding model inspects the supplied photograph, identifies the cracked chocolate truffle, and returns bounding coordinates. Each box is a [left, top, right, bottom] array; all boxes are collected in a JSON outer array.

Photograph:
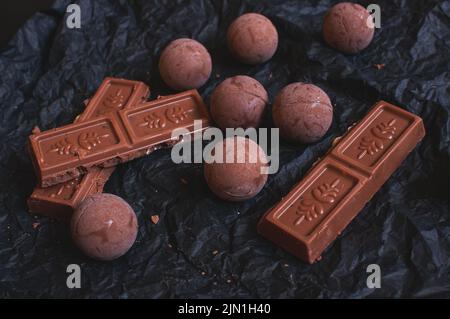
[[71, 193, 138, 261], [227, 13, 278, 65], [323, 2, 375, 54], [159, 38, 212, 90], [210, 75, 268, 130], [204, 136, 268, 201], [272, 83, 333, 143]]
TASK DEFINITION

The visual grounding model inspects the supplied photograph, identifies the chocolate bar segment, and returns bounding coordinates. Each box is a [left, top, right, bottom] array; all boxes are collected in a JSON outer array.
[[77, 77, 150, 121], [28, 78, 150, 219], [28, 167, 114, 220], [257, 101, 425, 263], [29, 90, 210, 187]]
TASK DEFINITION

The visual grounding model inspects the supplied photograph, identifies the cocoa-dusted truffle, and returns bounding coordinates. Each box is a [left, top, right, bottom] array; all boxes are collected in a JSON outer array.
[[70, 193, 138, 260], [204, 136, 268, 201], [227, 13, 278, 65], [273, 83, 333, 143], [210, 75, 268, 130], [159, 38, 212, 90], [323, 2, 375, 54]]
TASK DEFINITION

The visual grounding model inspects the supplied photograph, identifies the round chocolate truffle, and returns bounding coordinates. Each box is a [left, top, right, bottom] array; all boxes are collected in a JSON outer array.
[[204, 136, 268, 201], [210, 75, 268, 130], [323, 2, 375, 54], [159, 38, 212, 90], [71, 193, 138, 261], [272, 83, 333, 143], [227, 13, 278, 65]]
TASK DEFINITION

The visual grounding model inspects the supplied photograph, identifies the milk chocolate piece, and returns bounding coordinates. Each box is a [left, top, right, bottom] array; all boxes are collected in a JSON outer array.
[[29, 90, 210, 187], [258, 101, 425, 263], [273, 82, 333, 144], [227, 13, 278, 65], [28, 167, 115, 220], [204, 136, 268, 201], [28, 77, 150, 219], [210, 75, 268, 130], [159, 38, 212, 91], [323, 2, 375, 54], [71, 193, 138, 261]]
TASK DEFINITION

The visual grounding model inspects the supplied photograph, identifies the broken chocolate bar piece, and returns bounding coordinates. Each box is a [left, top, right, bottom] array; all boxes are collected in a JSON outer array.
[[29, 90, 210, 187], [257, 101, 425, 263], [28, 77, 150, 219], [28, 166, 114, 220]]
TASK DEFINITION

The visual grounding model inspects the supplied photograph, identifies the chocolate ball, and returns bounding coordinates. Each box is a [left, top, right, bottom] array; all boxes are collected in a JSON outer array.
[[159, 38, 212, 90], [227, 13, 278, 64], [71, 193, 138, 261], [204, 136, 268, 201], [210, 75, 268, 130], [272, 83, 333, 143], [323, 2, 375, 54]]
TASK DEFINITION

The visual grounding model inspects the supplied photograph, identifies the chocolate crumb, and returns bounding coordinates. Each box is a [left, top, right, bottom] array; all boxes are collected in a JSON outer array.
[[151, 215, 159, 224], [32, 126, 41, 134]]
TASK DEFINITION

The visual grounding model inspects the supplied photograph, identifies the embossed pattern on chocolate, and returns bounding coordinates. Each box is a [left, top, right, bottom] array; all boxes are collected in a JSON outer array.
[[28, 78, 150, 219], [293, 178, 341, 225], [258, 101, 425, 263], [29, 90, 210, 187], [357, 119, 397, 159]]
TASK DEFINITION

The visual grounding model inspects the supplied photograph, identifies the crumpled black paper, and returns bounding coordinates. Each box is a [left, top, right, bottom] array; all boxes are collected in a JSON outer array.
[[0, 0, 449, 298]]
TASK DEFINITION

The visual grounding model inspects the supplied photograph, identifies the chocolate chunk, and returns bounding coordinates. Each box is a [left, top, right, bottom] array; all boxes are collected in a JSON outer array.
[[28, 90, 210, 187], [258, 101, 425, 263], [27, 77, 150, 220]]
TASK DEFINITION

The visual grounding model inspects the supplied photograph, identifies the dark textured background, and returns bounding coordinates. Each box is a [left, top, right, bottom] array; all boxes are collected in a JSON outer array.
[[0, 0, 54, 49], [0, 0, 449, 298]]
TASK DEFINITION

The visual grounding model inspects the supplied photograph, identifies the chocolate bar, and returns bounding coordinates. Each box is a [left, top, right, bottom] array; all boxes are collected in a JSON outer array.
[[29, 90, 210, 187], [257, 101, 425, 263], [28, 77, 150, 219]]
